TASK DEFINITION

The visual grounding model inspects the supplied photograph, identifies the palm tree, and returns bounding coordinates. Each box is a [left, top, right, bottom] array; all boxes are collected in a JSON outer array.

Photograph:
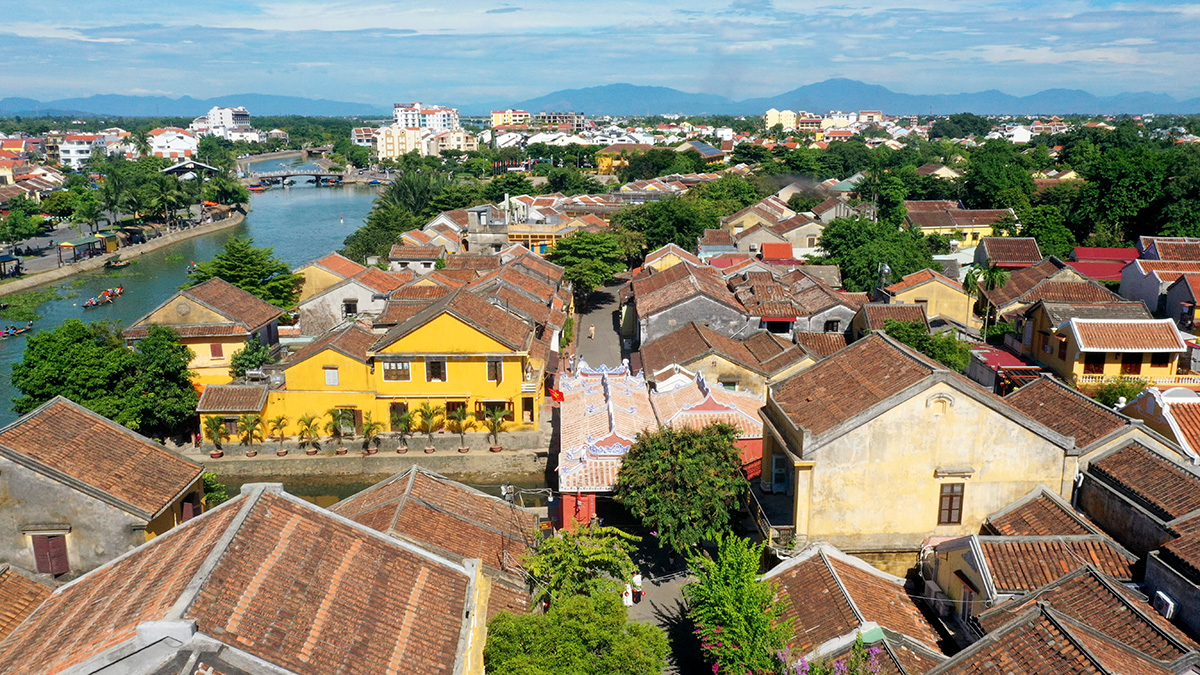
[[202, 415, 229, 452], [100, 173, 125, 226], [297, 414, 320, 453], [268, 414, 289, 455], [237, 414, 264, 455], [417, 402, 445, 448], [391, 410, 414, 450], [446, 406, 472, 448], [133, 131, 151, 158], [483, 407, 509, 448], [361, 412, 385, 453], [76, 197, 103, 233], [964, 260, 1011, 335], [325, 408, 349, 452]]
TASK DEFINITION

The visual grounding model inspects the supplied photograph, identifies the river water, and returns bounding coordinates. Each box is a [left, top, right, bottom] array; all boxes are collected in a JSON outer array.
[[0, 157, 377, 425]]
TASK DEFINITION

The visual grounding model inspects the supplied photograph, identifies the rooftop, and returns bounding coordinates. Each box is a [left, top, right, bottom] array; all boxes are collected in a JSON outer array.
[[1088, 441, 1200, 522], [980, 236, 1043, 264], [1067, 318, 1186, 353], [1004, 376, 1129, 450], [984, 485, 1101, 537], [975, 535, 1136, 593]]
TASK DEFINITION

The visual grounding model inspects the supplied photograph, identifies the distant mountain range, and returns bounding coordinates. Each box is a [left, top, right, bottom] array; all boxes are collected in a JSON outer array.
[[0, 94, 392, 118], [6, 79, 1200, 119], [509, 79, 1200, 116]]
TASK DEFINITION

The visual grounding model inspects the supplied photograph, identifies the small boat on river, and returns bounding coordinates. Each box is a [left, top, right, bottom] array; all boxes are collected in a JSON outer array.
[[248, 184, 267, 193], [104, 256, 130, 269], [83, 287, 123, 309], [0, 322, 33, 338]]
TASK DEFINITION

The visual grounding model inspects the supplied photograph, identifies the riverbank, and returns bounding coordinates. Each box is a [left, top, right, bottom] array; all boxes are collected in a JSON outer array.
[[0, 210, 246, 297]]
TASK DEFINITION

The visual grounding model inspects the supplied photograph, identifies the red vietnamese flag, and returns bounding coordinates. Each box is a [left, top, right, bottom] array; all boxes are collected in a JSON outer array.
[[547, 388, 564, 402]]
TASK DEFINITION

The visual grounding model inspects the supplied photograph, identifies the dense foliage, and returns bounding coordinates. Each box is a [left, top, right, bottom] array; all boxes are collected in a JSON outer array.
[[815, 216, 935, 292], [882, 319, 973, 372], [615, 423, 748, 555], [686, 536, 793, 675], [546, 231, 627, 299], [1092, 377, 1147, 408], [12, 320, 198, 440], [188, 235, 303, 307], [228, 337, 275, 379], [484, 592, 669, 675], [522, 524, 640, 604]]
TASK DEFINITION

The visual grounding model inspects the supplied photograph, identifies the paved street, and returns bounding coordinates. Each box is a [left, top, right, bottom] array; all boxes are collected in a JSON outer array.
[[573, 282, 625, 370], [626, 534, 703, 675]]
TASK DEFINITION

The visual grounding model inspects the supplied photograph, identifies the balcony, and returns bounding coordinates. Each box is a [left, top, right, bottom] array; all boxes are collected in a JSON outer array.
[[748, 485, 797, 551], [1076, 373, 1200, 388]]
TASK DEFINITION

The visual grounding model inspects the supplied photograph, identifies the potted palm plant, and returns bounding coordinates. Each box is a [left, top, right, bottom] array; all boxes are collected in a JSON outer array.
[[417, 402, 445, 453], [325, 408, 349, 455], [203, 415, 228, 459], [446, 406, 472, 453], [361, 412, 384, 454], [268, 415, 289, 456], [483, 407, 508, 452], [297, 413, 320, 455], [391, 410, 414, 454], [237, 414, 264, 457]]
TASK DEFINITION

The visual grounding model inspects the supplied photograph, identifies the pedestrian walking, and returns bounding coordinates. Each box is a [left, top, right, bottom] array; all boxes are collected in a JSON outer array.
[[622, 583, 634, 608], [632, 572, 643, 604], [588, 323, 596, 339]]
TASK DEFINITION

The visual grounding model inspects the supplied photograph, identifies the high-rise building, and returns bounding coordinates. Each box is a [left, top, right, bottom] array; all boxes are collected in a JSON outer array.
[[392, 102, 461, 131]]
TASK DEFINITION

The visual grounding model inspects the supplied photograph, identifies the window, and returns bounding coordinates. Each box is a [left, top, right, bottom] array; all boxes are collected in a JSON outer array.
[[823, 320, 840, 333], [477, 400, 515, 421], [1084, 353, 1105, 374], [1121, 353, 1143, 375], [210, 343, 223, 359], [938, 483, 963, 525], [324, 367, 340, 386], [389, 402, 409, 430], [1152, 352, 1172, 368], [749, 243, 759, 252], [427, 359, 447, 382], [342, 299, 358, 316], [181, 492, 203, 522], [522, 396, 534, 423], [31, 534, 69, 575], [1057, 338, 1068, 361], [807, 236, 817, 247], [487, 358, 504, 382], [383, 361, 411, 381], [915, 298, 928, 306], [422, 262, 433, 269], [446, 401, 467, 418]]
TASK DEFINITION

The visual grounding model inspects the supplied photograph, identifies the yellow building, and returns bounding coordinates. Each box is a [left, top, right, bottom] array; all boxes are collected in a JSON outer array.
[[905, 204, 1015, 244], [757, 333, 1090, 569], [764, 109, 799, 130], [878, 268, 981, 329], [641, 243, 703, 273], [124, 278, 282, 386], [1013, 306, 1184, 389], [490, 109, 531, 127], [201, 290, 552, 437], [375, 124, 424, 160], [294, 252, 368, 302], [596, 143, 654, 175]]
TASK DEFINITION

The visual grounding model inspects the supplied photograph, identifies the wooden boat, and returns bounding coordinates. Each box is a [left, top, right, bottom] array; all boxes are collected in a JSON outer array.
[[83, 286, 124, 308], [104, 258, 130, 269], [0, 322, 33, 338], [248, 184, 267, 192]]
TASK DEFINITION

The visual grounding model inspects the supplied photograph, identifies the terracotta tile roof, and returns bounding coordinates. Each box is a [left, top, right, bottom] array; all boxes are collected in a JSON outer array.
[[1068, 318, 1185, 352], [1072, 247, 1138, 263], [982, 258, 1063, 307], [1152, 240, 1200, 261], [975, 565, 1199, 659], [1088, 442, 1200, 521], [767, 546, 943, 655], [0, 498, 242, 674], [1035, 300, 1152, 325], [859, 303, 929, 331], [980, 237, 1042, 264], [793, 331, 850, 357], [931, 606, 1175, 675], [643, 243, 703, 268], [375, 299, 437, 326], [650, 377, 764, 438], [558, 367, 656, 492], [822, 633, 945, 675], [636, 264, 742, 317], [640, 323, 807, 380], [984, 486, 1100, 537], [331, 468, 538, 618], [1004, 376, 1128, 449], [180, 278, 283, 331], [392, 284, 456, 300], [1023, 280, 1122, 305], [284, 323, 377, 368], [309, 252, 366, 278], [0, 397, 203, 518], [372, 289, 532, 353], [388, 244, 445, 260], [699, 228, 735, 247], [884, 268, 962, 293], [196, 384, 268, 413], [444, 255, 501, 271], [975, 536, 1136, 593], [0, 565, 50, 642], [984, 259, 1119, 309], [122, 324, 251, 339], [771, 334, 940, 437], [1130, 260, 1200, 285], [905, 200, 964, 212], [354, 267, 408, 294]]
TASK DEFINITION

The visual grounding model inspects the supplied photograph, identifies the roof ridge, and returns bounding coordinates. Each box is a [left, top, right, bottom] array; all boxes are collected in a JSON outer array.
[[168, 486, 267, 620], [387, 468, 419, 534], [818, 549, 865, 626]]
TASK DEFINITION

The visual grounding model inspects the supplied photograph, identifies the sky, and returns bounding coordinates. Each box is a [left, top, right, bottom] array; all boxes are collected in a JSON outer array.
[[3, 1, 1199, 107]]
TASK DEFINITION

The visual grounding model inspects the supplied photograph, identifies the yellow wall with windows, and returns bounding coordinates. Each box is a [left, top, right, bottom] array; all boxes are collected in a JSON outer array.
[[296, 264, 347, 302], [920, 225, 993, 243], [1021, 308, 1180, 385], [185, 336, 247, 385], [890, 282, 981, 328]]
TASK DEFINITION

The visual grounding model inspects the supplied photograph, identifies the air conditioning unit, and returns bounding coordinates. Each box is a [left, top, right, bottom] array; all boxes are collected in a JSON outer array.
[[923, 581, 953, 618], [1154, 591, 1178, 620]]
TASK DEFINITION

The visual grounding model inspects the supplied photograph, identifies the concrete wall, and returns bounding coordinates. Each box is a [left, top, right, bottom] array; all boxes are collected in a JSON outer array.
[[1164, 280, 1195, 328], [298, 281, 387, 336], [193, 442, 548, 479], [0, 455, 147, 578], [641, 296, 751, 346], [796, 305, 857, 335], [1144, 552, 1200, 638], [0, 211, 245, 297], [1076, 473, 1173, 558], [1120, 265, 1167, 315]]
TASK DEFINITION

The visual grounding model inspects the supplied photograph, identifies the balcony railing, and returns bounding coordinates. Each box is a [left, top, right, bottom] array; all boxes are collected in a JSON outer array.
[[748, 488, 796, 550], [1076, 373, 1200, 387]]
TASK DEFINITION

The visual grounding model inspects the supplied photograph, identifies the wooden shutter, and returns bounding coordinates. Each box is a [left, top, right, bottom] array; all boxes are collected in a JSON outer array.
[[182, 499, 195, 522], [33, 535, 68, 575]]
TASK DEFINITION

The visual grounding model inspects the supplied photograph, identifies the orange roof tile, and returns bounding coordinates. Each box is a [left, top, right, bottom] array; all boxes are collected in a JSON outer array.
[[0, 565, 50, 642], [1068, 318, 1185, 352]]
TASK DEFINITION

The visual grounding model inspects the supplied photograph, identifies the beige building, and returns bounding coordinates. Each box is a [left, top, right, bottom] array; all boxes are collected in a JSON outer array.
[[764, 108, 799, 130], [375, 125, 424, 159], [877, 268, 981, 329], [490, 109, 531, 127]]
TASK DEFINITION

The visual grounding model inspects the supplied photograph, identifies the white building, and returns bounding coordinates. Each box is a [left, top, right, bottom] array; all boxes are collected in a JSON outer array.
[[147, 127, 199, 159], [206, 106, 251, 129], [392, 103, 461, 132], [59, 134, 103, 169], [188, 106, 262, 142]]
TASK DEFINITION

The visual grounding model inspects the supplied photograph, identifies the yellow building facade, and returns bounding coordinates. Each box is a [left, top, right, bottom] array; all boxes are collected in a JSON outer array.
[[880, 269, 981, 329], [1018, 314, 1185, 388]]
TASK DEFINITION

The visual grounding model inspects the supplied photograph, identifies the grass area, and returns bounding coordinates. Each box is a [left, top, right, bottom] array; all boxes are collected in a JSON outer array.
[[0, 288, 60, 322]]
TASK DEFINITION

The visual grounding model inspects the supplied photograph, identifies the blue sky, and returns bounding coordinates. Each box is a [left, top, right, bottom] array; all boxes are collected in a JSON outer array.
[[3, 1, 1198, 105]]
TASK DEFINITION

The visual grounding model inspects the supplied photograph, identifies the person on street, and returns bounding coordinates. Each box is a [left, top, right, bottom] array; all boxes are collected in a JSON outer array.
[[632, 572, 643, 603], [622, 583, 634, 608], [588, 323, 595, 339]]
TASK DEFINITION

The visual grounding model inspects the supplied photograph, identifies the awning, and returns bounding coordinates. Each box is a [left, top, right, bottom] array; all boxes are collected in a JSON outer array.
[[761, 316, 797, 322], [0, 254, 17, 264], [954, 569, 981, 594], [60, 238, 98, 248]]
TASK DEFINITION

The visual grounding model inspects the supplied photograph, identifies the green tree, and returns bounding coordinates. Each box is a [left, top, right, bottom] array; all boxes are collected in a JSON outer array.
[[544, 167, 604, 196], [614, 424, 748, 555], [547, 232, 626, 300], [228, 337, 274, 378], [685, 535, 792, 675], [817, 217, 935, 293], [523, 524, 640, 604], [125, 325, 201, 440], [445, 405, 471, 447], [1092, 378, 1146, 408], [686, 175, 763, 216], [236, 414, 264, 448], [483, 173, 535, 203], [484, 592, 668, 675], [200, 175, 250, 205], [377, 170, 453, 218], [417, 401, 445, 447], [730, 143, 773, 164], [188, 236, 303, 308], [929, 113, 991, 139], [882, 319, 972, 372], [203, 416, 229, 451], [1021, 205, 1075, 258], [963, 261, 1011, 332], [341, 205, 422, 263], [610, 196, 719, 252], [202, 471, 230, 506]]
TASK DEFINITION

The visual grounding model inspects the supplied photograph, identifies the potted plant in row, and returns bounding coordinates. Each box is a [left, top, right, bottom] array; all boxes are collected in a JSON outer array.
[[447, 406, 472, 453], [269, 415, 289, 456], [325, 408, 351, 455], [484, 408, 508, 452], [237, 414, 264, 457], [391, 410, 414, 454], [418, 402, 444, 454], [203, 415, 228, 459], [361, 412, 384, 455], [297, 414, 321, 455]]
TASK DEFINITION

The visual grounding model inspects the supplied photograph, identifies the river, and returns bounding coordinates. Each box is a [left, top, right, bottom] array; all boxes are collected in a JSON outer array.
[[0, 157, 377, 426]]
